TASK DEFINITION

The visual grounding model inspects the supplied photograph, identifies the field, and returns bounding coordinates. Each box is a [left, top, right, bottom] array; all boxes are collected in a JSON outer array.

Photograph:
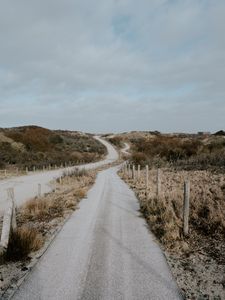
[[118, 131, 225, 299], [0, 126, 106, 170]]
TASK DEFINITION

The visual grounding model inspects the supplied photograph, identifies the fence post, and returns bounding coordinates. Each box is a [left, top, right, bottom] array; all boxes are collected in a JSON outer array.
[[123, 164, 126, 176], [128, 164, 131, 178], [38, 183, 41, 198], [132, 165, 136, 181], [0, 201, 13, 252], [156, 168, 161, 197], [26, 167, 28, 174], [33, 166, 36, 172], [137, 165, 140, 181], [4, 169, 7, 177], [183, 180, 190, 236], [146, 165, 149, 189], [7, 187, 17, 231]]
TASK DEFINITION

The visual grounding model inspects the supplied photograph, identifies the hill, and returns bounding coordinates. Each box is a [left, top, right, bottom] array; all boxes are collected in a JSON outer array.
[[0, 126, 106, 169]]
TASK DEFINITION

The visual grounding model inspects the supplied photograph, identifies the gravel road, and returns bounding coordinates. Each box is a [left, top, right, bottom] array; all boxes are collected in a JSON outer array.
[[0, 136, 118, 214], [12, 165, 182, 300]]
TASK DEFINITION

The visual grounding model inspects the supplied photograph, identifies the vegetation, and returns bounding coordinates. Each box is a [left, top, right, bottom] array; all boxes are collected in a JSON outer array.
[[0, 126, 106, 169], [6, 226, 43, 261], [129, 134, 225, 171], [106, 136, 124, 149], [120, 168, 225, 299], [5, 169, 96, 261]]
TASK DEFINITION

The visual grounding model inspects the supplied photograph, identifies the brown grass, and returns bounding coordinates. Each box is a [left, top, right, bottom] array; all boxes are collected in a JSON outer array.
[[6, 226, 43, 261], [6, 170, 97, 261], [0, 126, 106, 168], [121, 168, 225, 254], [128, 134, 225, 170]]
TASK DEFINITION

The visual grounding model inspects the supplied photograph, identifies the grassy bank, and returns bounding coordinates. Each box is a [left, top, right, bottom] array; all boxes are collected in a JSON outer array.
[[0, 168, 97, 296], [0, 126, 106, 170], [120, 166, 225, 299]]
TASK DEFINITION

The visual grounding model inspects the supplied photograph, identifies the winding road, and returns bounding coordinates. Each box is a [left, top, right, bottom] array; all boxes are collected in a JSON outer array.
[[4, 138, 181, 299], [0, 136, 118, 214]]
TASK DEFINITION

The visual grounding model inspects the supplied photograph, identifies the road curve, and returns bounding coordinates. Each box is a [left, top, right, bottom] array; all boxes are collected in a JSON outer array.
[[121, 142, 130, 156], [11, 166, 182, 300], [0, 136, 118, 214]]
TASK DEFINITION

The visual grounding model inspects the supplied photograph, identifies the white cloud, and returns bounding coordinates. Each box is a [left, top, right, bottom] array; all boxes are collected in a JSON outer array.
[[0, 0, 224, 132]]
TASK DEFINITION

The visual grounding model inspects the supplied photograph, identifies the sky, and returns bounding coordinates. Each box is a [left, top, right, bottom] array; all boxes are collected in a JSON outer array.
[[0, 0, 224, 133]]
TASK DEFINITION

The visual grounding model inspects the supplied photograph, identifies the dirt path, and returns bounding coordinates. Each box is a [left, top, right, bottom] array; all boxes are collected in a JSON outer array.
[[0, 137, 118, 214]]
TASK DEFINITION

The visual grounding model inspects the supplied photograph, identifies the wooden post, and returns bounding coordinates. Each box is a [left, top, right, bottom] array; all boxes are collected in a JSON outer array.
[[7, 188, 17, 231], [38, 184, 41, 198], [137, 165, 140, 181], [59, 176, 62, 184], [43, 165, 45, 171], [146, 165, 149, 189], [183, 180, 190, 236], [123, 164, 126, 176], [132, 165, 135, 181], [128, 164, 131, 178], [33, 166, 36, 172], [26, 167, 28, 174], [156, 168, 161, 197], [4, 169, 7, 177], [0, 201, 13, 251]]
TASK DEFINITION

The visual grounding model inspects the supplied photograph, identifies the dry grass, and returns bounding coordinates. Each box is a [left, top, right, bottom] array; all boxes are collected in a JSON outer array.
[[121, 168, 225, 253], [4, 170, 97, 262], [0, 126, 106, 169], [6, 226, 43, 261], [120, 167, 225, 299], [125, 133, 225, 171]]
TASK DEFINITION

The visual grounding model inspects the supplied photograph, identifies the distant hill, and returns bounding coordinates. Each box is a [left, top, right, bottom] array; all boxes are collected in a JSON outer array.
[[0, 126, 106, 169], [214, 130, 225, 136]]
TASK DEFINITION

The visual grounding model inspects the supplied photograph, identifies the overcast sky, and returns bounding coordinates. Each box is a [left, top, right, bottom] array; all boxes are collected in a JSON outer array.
[[0, 0, 224, 133]]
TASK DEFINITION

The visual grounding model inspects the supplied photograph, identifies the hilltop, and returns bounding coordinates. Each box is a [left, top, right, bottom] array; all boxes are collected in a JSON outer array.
[[0, 126, 106, 169]]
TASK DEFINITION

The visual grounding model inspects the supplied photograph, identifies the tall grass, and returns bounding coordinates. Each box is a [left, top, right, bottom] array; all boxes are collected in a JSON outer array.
[[6, 226, 43, 261], [122, 168, 225, 252]]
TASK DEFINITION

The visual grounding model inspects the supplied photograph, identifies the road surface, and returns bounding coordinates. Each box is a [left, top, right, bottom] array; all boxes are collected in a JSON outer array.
[[121, 142, 130, 156], [11, 166, 182, 300], [0, 136, 118, 214]]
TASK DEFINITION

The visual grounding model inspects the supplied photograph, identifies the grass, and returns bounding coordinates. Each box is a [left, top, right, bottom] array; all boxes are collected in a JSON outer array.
[[6, 226, 43, 261], [121, 168, 225, 253], [124, 133, 225, 171], [0, 126, 106, 169], [61, 167, 87, 178], [3, 169, 97, 262]]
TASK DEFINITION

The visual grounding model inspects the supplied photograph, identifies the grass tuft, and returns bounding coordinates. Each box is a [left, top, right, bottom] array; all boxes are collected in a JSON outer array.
[[6, 226, 43, 261]]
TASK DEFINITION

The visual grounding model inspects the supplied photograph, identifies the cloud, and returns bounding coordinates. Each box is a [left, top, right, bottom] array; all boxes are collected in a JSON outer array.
[[0, 0, 224, 132]]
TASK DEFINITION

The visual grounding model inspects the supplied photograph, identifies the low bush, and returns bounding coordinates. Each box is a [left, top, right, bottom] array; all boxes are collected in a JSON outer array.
[[129, 135, 225, 171]]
